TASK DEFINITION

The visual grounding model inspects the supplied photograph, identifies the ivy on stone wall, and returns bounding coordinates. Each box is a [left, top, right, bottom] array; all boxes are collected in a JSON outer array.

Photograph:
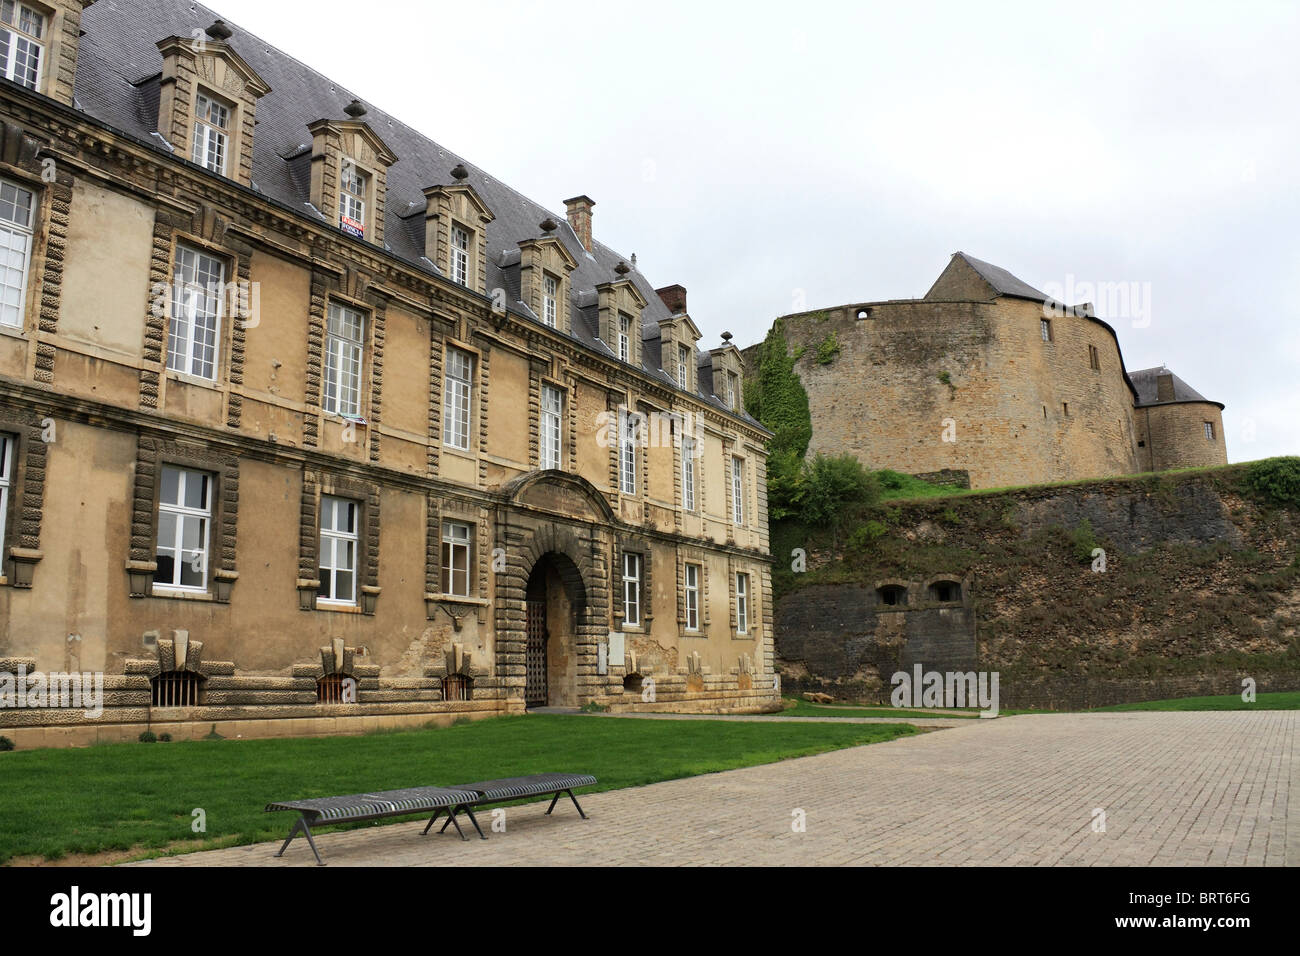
[[744, 322, 813, 519], [815, 330, 842, 364]]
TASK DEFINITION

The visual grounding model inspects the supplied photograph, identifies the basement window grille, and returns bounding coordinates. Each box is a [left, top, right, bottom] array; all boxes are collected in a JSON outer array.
[[877, 585, 908, 607], [317, 673, 356, 704], [443, 674, 472, 701], [151, 670, 205, 707], [929, 581, 962, 603]]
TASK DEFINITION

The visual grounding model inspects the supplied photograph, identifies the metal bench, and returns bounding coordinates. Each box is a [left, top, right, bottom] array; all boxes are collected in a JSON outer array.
[[266, 786, 481, 865], [424, 772, 598, 841]]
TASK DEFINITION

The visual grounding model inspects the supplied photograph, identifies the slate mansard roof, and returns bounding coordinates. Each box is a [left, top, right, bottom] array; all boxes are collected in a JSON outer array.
[[1129, 367, 1224, 410], [68, 0, 759, 426]]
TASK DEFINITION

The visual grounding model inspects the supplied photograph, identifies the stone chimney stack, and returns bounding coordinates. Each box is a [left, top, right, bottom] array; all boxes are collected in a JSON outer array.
[[656, 284, 688, 314], [1156, 371, 1175, 402], [564, 195, 595, 252]]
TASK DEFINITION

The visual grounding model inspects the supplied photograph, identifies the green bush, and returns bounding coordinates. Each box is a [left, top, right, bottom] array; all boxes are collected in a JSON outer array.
[[1244, 457, 1300, 508], [847, 520, 888, 552], [158, 733, 172, 742], [0, 736, 13, 752], [138, 731, 157, 743], [802, 453, 880, 526], [1071, 518, 1100, 564]]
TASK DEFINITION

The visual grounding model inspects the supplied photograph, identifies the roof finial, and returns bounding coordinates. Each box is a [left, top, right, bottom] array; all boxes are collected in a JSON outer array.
[[721, 331, 733, 344], [614, 260, 630, 276], [539, 217, 557, 233], [205, 19, 233, 41], [343, 98, 367, 119], [450, 163, 469, 181]]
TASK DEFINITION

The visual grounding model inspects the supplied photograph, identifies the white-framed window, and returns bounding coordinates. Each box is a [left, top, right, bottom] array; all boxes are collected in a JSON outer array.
[[0, 177, 34, 329], [167, 244, 224, 380], [324, 301, 365, 417], [154, 465, 212, 592], [684, 562, 700, 631], [443, 347, 473, 449], [735, 572, 749, 634], [338, 161, 367, 238], [731, 456, 745, 526], [681, 436, 696, 512], [450, 225, 470, 287], [617, 313, 631, 362], [190, 91, 231, 176], [619, 408, 638, 495], [540, 383, 563, 470], [1204, 421, 1215, 441], [727, 372, 738, 410], [0, 2, 44, 92], [441, 520, 472, 596], [1040, 318, 1053, 343], [0, 431, 13, 553], [317, 495, 358, 605], [623, 552, 642, 627], [542, 273, 558, 328], [677, 344, 689, 389]]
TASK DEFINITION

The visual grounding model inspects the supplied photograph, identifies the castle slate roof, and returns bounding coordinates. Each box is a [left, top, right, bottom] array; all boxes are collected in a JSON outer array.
[[953, 252, 1053, 303], [1129, 367, 1224, 409], [69, 0, 760, 427]]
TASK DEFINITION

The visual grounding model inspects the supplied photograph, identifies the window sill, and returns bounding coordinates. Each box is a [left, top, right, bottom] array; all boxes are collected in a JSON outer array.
[[166, 371, 223, 391], [151, 586, 215, 602], [0, 322, 26, 340], [426, 593, 488, 607], [316, 601, 361, 613]]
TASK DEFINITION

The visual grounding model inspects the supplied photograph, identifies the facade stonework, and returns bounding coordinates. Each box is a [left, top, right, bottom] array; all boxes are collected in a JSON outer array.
[[0, 1, 777, 746], [747, 253, 1227, 489]]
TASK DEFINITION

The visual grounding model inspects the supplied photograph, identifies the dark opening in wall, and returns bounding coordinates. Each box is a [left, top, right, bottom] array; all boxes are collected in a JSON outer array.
[[929, 580, 962, 603], [877, 585, 908, 607], [443, 674, 472, 701], [317, 673, 355, 704], [151, 671, 205, 707], [623, 672, 643, 694]]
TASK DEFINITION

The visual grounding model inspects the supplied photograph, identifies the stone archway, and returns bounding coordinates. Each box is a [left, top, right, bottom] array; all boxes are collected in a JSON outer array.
[[494, 517, 610, 709], [525, 551, 586, 708]]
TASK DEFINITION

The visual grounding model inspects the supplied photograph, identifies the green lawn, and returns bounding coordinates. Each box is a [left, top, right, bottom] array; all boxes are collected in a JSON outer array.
[[775, 697, 980, 719], [1090, 691, 1300, 712], [0, 714, 916, 864]]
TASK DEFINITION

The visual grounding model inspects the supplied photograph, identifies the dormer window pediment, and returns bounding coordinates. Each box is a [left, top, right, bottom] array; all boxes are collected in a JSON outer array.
[[422, 179, 495, 295], [518, 234, 577, 333], [596, 278, 647, 368], [156, 33, 270, 187], [308, 118, 397, 246]]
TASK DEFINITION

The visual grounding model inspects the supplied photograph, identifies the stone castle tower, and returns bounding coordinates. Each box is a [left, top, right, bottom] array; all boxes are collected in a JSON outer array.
[[745, 253, 1226, 489]]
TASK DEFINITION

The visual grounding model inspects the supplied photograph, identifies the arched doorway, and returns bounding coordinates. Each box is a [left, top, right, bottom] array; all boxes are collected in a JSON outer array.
[[524, 552, 587, 708]]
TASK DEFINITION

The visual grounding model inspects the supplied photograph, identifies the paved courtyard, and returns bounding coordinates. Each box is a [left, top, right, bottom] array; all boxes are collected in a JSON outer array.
[[136, 711, 1298, 866]]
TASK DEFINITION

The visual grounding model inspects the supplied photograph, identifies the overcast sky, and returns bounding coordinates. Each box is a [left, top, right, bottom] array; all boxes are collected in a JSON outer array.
[[211, 0, 1299, 462]]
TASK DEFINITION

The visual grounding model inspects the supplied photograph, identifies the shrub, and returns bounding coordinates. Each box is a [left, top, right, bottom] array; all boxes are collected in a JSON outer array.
[[940, 508, 960, 526], [1244, 457, 1300, 508], [0, 736, 13, 752], [158, 733, 172, 742], [802, 453, 880, 526], [847, 520, 887, 552], [138, 730, 157, 743], [1071, 518, 1100, 564]]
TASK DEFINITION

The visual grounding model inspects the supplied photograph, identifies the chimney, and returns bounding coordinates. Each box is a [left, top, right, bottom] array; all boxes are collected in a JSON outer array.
[[564, 195, 595, 252], [656, 284, 687, 314], [1156, 372, 1175, 402]]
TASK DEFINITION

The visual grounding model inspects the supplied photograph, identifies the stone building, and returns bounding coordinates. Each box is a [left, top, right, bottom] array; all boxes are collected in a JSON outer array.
[[746, 252, 1226, 489], [0, 0, 777, 746]]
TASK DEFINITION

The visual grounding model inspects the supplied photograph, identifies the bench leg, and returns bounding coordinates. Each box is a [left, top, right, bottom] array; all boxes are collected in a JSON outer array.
[[546, 791, 561, 814], [275, 816, 326, 866], [566, 789, 588, 819], [422, 808, 442, 835], [461, 805, 488, 840], [443, 806, 469, 841]]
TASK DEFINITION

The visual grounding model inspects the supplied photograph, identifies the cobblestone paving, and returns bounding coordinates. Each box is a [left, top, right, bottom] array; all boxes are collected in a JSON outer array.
[[134, 711, 1297, 866]]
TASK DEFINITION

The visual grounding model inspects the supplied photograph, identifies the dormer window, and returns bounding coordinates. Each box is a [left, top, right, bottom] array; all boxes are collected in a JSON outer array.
[[191, 91, 232, 175], [727, 372, 738, 410], [0, 1, 44, 91], [338, 161, 368, 239], [542, 273, 558, 328], [677, 344, 689, 389], [618, 313, 631, 362], [450, 225, 470, 287]]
